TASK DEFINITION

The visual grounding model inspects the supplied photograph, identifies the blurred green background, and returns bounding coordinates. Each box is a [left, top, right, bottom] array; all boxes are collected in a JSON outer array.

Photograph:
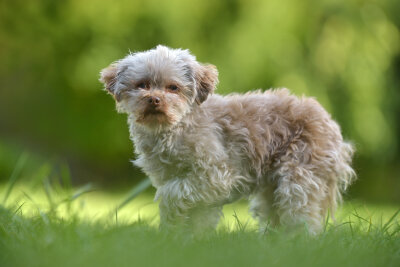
[[0, 0, 399, 203]]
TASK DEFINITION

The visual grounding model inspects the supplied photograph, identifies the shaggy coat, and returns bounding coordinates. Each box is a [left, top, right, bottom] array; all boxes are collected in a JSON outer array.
[[100, 45, 355, 235]]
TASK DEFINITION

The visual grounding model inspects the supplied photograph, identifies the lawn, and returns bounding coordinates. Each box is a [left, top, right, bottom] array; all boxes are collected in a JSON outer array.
[[0, 176, 399, 267]]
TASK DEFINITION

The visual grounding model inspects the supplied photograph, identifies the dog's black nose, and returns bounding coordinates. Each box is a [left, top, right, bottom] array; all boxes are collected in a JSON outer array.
[[148, 96, 161, 106]]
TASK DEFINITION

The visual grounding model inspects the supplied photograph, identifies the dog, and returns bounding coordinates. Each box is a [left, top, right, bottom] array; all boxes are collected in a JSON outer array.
[[100, 45, 356, 235]]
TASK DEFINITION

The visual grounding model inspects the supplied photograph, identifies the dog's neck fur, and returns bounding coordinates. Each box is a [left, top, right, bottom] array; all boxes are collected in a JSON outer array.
[[128, 103, 206, 156], [128, 103, 215, 188]]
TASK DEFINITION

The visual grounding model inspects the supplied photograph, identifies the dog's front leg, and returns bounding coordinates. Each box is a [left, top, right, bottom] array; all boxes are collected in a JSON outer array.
[[156, 179, 197, 231], [156, 178, 223, 235]]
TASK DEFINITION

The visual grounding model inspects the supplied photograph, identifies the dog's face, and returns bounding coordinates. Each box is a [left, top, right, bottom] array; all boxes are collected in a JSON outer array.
[[100, 45, 218, 129]]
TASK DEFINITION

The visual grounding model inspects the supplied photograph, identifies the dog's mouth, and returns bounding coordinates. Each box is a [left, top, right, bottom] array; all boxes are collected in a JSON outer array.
[[135, 106, 172, 126], [143, 108, 165, 116]]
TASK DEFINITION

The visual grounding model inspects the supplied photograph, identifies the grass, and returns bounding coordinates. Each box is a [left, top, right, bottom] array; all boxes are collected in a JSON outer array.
[[0, 156, 399, 267], [0, 201, 399, 267]]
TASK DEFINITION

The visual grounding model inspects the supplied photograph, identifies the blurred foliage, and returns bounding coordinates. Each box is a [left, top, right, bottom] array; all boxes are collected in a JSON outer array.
[[0, 0, 399, 202]]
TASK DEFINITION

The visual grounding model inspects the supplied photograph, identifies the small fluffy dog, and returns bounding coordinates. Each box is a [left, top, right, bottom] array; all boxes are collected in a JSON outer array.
[[100, 45, 355, 235]]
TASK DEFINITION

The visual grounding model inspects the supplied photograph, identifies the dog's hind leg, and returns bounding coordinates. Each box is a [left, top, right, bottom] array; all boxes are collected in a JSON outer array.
[[249, 185, 280, 233], [271, 160, 329, 235]]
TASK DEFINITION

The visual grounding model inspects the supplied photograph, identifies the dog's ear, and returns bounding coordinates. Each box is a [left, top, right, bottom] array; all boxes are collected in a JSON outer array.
[[99, 63, 120, 101], [195, 64, 219, 104]]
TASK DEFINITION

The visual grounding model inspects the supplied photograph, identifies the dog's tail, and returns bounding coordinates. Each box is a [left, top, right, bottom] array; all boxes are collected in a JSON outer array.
[[329, 141, 357, 220]]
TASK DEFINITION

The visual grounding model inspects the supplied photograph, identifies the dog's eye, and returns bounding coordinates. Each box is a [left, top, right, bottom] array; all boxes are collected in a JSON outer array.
[[167, 85, 178, 91], [137, 82, 148, 89]]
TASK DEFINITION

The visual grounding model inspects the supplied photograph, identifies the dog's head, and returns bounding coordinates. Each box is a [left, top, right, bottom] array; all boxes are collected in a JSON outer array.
[[100, 45, 218, 129]]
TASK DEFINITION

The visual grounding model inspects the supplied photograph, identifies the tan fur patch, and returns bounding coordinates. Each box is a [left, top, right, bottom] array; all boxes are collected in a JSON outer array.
[[195, 64, 219, 104], [99, 64, 120, 101]]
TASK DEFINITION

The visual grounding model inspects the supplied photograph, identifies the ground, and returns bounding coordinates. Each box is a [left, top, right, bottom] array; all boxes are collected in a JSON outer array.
[[0, 181, 399, 267]]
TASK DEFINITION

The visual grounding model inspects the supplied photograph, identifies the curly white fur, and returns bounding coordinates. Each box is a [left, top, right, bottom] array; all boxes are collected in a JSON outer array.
[[100, 45, 356, 235]]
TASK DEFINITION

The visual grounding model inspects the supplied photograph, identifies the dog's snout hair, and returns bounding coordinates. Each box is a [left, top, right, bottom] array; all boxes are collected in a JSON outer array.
[[100, 45, 356, 236]]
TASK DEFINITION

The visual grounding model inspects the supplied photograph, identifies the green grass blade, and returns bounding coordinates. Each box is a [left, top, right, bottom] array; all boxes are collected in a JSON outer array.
[[21, 191, 35, 203], [12, 202, 25, 216], [60, 162, 72, 192], [348, 216, 354, 237], [352, 212, 370, 224], [68, 183, 96, 202], [389, 224, 400, 237], [43, 178, 55, 209], [382, 208, 400, 233], [116, 179, 152, 211], [367, 217, 373, 234], [31, 163, 52, 188], [2, 152, 28, 205], [232, 210, 244, 231]]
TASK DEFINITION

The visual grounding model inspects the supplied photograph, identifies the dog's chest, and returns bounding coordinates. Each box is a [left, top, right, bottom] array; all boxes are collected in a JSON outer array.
[[132, 132, 194, 187]]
